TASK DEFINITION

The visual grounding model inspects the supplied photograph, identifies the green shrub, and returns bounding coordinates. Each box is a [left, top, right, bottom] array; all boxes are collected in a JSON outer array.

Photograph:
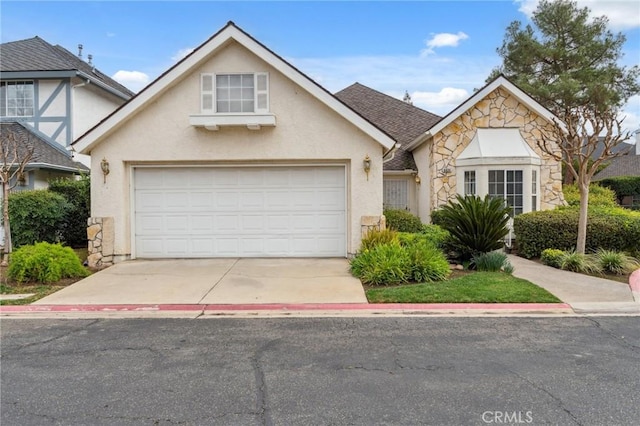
[[8, 190, 71, 248], [513, 207, 640, 258], [433, 195, 511, 260], [559, 251, 602, 275], [472, 251, 512, 273], [350, 243, 410, 286], [360, 228, 398, 252], [384, 209, 423, 233], [405, 241, 451, 282], [541, 249, 565, 268], [563, 184, 617, 207], [420, 224, 450, 248], [7, 242, 89, 283], [595, 249, 640, 275], [598, 176, 640, 203], [49, 175, 90, 248]]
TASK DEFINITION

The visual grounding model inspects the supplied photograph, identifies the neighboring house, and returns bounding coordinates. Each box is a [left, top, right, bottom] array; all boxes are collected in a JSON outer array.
[[593, 131, 640, 208], [339, 77, 565, 222], [593, 131, 639, 180], [0, 36, 134, 184], [335, 83, 441, 214], [73, 22, 395, 266]]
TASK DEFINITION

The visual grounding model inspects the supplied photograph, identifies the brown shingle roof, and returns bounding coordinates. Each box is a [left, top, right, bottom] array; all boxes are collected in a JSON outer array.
[[593, 152, 640, 180], [335, 83, 441, 171], [0, 36, 134, 97], [0, 122, 88, 172]]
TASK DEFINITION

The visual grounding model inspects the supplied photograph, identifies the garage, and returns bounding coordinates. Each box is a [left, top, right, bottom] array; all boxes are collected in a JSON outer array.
[[133, 166, 347, 258]]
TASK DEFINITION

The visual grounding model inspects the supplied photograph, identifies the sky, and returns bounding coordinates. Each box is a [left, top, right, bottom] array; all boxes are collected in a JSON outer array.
[[2, 0, 639, 132]]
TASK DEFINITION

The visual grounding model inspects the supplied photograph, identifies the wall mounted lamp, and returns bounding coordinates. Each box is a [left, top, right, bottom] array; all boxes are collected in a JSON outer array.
[[100, 158, 110, 183], [363, 155, 371, 181], [414, 174, 421, 185]]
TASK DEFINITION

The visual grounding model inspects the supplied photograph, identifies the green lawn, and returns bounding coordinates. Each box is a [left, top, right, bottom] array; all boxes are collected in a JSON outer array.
[[365, 272, 561, 303], [0, 283, 68, 305]]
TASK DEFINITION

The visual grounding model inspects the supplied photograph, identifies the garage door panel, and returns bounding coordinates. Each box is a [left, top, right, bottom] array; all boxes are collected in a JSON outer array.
[[134, 166, 346, 257]]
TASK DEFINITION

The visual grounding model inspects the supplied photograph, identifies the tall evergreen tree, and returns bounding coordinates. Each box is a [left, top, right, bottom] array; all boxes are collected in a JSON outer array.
[[490, 0, 639, 254]]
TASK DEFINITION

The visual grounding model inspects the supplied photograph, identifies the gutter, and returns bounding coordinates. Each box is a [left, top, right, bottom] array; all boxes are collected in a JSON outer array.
[[76, 71, 131, 100]]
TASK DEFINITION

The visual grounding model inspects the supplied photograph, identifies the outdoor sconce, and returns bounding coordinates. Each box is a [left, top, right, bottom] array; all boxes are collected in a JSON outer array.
[[414, 174, 421, 185], [363, 155, 371, 181], [100, 158, 110, 183]]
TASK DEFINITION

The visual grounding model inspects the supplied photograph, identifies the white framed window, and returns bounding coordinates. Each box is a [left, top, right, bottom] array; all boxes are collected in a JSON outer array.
[[0, 81, 34, 117], [464, 171, 476, 195], [489, 169, 523, 216], [200, 73, 268, 114], [383, 179, 409, 210], [531, 169, 538, 212]]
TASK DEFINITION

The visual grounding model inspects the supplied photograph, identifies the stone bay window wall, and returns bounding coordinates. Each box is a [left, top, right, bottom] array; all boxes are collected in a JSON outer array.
[[430, 87, 565, 211]]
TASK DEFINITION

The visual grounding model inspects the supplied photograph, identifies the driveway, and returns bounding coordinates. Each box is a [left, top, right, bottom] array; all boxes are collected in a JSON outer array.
[[33, 258, 367, 305]]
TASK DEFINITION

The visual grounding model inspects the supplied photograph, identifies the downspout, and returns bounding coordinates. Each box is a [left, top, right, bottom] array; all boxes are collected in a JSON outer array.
[[383, 143, 400, 163]]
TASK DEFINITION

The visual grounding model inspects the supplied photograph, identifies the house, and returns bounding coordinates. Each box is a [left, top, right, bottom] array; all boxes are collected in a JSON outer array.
[[339, 77, 566, 222], [593, 131, 640, 207], [335, 83, 441, 214], [0, 36, 134, 185], [73, 22, 396, 267]]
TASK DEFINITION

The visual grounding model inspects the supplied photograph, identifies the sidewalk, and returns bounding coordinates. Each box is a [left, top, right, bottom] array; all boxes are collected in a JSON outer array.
[[508, 255, 639, 315]]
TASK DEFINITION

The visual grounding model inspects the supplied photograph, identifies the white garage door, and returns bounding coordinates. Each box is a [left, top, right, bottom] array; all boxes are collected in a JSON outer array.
[[134, 166, 346, 258]]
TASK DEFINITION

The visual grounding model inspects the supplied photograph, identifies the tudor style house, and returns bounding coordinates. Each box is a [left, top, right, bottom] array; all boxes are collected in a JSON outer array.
[[0, 36, 134, 187], [73, 22, 565, 267]]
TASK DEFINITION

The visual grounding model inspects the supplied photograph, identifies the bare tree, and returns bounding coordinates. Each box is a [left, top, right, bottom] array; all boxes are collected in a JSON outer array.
[[0, 125, 35, 266], [539, 109, 632, 253]]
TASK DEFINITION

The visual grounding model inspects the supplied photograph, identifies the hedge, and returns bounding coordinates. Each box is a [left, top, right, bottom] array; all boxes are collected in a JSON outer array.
[[513, 207, 640, 258], [384, 209, 423, 233], [562, 184, 617, 207], [597, 176, 640, 203], [8, 190, 71, 248], [48, 176, 90, 248]]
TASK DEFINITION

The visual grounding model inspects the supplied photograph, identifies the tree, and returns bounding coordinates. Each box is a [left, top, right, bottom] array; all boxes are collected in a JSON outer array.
[[490, 0, 640, 254], [0, 125, 35, 266]]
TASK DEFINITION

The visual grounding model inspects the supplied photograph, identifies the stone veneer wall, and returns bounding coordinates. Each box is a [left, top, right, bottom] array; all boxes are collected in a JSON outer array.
[[87, 217, 114, 268], [430, 87, 565, 210]]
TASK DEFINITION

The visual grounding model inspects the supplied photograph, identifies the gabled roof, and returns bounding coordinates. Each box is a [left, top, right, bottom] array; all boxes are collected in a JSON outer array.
[[405, 75, 563, 151], [0, 122, 88, 173], [0, 36, 134, 99], [336, 83, 441, 171], [73, 22, 396, 154], [593, 152, 640, 180]]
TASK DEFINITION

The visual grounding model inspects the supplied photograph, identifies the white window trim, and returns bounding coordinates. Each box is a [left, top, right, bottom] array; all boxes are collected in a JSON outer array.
[[456, 164, 540, 215], [1, 80, 35, 118], [191, 72, 274, 131]]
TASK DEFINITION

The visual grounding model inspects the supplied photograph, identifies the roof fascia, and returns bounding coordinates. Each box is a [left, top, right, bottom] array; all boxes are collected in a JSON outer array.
[[74, 23, 395, 154], [75, 71, 132, 100], [0, 70, 75, 79], [405, 76, 564, 151], [26, 163, 87, 173]]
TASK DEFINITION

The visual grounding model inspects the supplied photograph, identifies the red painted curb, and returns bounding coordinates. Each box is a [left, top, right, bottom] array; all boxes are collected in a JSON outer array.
[[0, 302, 572, 313], [630, 269, 640, 293]]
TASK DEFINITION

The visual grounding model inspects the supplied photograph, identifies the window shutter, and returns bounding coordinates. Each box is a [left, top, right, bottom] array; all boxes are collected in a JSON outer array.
[[255, 73, 269, 113], [201, 74, 214, 113]]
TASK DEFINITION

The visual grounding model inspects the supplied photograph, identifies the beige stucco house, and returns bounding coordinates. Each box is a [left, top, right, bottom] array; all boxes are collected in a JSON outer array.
[[338, 76, 565, 223], [73, 22, 395, 266]]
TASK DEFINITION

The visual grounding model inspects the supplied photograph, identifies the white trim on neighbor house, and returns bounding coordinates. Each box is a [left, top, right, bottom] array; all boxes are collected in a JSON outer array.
[[405, 76, 564, 151], [128, 162, 349, 259], [73, 22, 395, 154]]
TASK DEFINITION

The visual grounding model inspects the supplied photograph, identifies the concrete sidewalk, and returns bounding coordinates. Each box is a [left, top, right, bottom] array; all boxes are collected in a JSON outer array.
[[32, 258, 368, 305], [508, 255, 639, 314]]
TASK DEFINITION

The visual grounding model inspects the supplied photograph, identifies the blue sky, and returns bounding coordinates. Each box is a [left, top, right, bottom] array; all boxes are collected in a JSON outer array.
[[2, 0, 639, 130]]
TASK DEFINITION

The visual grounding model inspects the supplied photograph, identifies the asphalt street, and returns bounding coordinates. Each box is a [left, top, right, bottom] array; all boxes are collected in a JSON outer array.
[[1, 317, 639, 425]]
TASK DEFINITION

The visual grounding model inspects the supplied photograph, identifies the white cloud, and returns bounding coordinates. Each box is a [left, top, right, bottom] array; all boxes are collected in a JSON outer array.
[[421, 32, 469, 56], [171, 47, 195, 62], [112, 70, 150, 92], [516, 0, 640, 30], [411, 88, 470, 112], [106, 32, 116, 38]]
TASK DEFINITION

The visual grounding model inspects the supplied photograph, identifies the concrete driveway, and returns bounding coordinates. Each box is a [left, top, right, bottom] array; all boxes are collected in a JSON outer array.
[[34, 258, 367, 305]]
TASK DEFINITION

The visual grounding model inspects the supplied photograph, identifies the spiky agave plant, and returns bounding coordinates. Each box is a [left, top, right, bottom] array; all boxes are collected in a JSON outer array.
[[437, 195, 512, 260]]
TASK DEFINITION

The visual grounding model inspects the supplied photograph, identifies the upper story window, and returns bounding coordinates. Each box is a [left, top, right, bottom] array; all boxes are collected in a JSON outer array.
[[0, 81, 35, 117], [201, 73, 268, 114]]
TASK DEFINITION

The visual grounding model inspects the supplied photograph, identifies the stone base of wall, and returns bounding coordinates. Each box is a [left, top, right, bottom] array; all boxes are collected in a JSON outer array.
[[87, 217, 114, 269], [360, 215, 386, 238]]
